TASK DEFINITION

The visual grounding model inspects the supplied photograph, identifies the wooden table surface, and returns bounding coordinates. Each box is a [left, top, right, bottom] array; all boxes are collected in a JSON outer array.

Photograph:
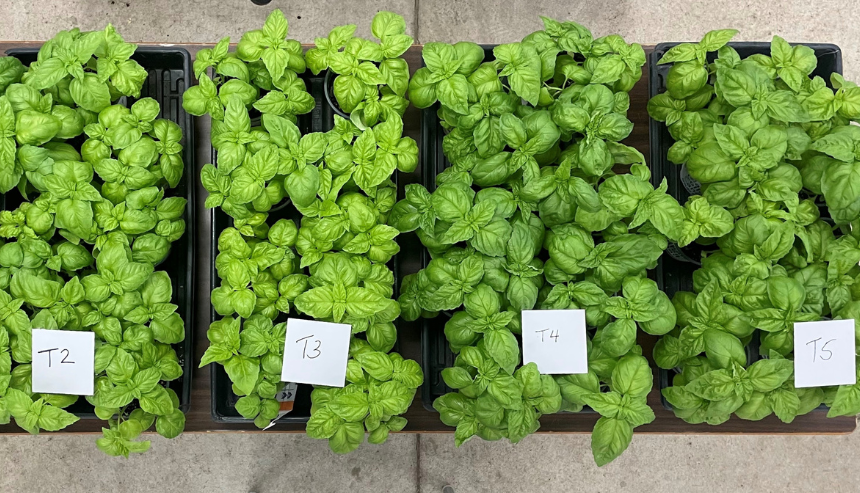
[[0, 42, 853, 436]]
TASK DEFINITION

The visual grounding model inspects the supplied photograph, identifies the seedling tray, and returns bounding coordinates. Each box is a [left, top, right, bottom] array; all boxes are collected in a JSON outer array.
[[2, 46, 197, 417], [209, 72, 329, 424], [418, 46, 594, 414], [648, 41, 842, 410], [209, 71, 402, 424]]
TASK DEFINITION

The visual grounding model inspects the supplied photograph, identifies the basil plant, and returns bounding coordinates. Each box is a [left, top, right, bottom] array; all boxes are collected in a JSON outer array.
[[193, 11, 423, 455], [649, 30, 860, 425], [393, 17, 694, 466], [0, 25, 189, 457], [306, 11, 413, 127], [182, 9, 314, 123]]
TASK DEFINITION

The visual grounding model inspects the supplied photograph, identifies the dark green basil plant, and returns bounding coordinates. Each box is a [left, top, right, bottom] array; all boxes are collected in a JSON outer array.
[[191, 10, 423, 454], [0, 25, 188, 457], [393, 17, 700, 466], [648, 30, 860, 425]]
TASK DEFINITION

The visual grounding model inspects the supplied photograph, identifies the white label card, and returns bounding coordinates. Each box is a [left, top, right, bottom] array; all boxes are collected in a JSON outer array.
[[31, 329, 95, 396], [280, 319, 351, 387], [794, 319, 857, 388], [521, 309, 588, 374]]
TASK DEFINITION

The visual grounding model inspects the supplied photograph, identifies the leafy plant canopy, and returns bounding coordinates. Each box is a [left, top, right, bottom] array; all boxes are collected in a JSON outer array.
[[190, 10, 423, 454], [0, 25, 188, 456], [649, 30, 860, 425], [395, 17, 695, 466]]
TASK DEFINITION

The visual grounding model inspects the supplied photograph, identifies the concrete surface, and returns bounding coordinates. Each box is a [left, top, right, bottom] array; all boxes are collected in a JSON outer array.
[[0, 0, 417, 43], [0, 0, 857, 79], [418, 0, 860, 81], [2, 430, 860, 493], [3, 1, 860, 492], [419, 432, 860, 493], [0, 434, 419, 493]]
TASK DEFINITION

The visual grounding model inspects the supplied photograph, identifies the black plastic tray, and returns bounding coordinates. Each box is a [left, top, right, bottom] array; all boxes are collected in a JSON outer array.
[[210, 72, 329, 424], [209, 71, 402, 424], [3, 46, 197, 417], [419, 46, 594, 414], [649, 41, 842, 410], [418, 47, 493, 411]]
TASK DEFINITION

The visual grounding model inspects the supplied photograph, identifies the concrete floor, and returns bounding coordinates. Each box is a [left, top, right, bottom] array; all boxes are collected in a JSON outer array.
[[1, 0, 858, 79], [2, 431, 860, 492], [3, 1, 860, 491]]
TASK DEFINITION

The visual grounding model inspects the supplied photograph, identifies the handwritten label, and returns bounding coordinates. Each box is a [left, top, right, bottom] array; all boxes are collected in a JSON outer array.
[[280, 319, 350, 387], [521, 309, 588, 374], [31, 329, 95, 396], [794, 319, 857, 388]]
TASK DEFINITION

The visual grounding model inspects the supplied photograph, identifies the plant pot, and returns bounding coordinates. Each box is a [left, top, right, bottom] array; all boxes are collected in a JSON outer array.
[[268, 198, 292, 213], [323, 70, 349, 120]]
